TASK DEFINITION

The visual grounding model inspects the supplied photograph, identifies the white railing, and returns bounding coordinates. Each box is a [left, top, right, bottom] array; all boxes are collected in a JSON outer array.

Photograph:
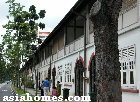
[[42, 35, 85, 63], [53, 53, 57, 61], [65, 45, 70, 55], [69, 42, 75, 53], [65, 35, 84, 55], [58, 48, 64, 58], [76, 36, 84, 49]]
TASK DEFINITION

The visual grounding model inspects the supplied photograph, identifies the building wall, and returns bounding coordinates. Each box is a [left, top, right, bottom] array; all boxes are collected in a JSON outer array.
[[119, 28, 140, 102], [122, 92, 140, 102], [27, 0, 140, 102], [37, 42, 95, 96]]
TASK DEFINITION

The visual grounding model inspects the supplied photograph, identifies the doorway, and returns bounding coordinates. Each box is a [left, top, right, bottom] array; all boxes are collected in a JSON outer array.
[[75, 60, 83, 96], [89, 56, 97, 101]]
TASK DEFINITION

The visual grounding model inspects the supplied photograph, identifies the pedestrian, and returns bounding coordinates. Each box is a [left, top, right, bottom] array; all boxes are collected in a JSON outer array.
[[52, 86, 57, 96], [41, 81, 44, 96], [56, 81, 61, 97], [42, 78, 51, 96]]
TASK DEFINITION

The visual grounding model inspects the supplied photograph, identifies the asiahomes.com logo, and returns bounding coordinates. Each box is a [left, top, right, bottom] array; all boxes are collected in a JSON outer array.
[[3, 93, 91, 101]]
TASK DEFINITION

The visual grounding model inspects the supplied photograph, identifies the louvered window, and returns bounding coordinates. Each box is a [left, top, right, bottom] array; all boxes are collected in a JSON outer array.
[[57, 66, 63, 82], [119, 45, 135, 87], [65, 63, 72, 83]]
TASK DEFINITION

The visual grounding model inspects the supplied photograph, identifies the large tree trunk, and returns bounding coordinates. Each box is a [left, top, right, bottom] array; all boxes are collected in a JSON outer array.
[[90, 0, 122, 102]]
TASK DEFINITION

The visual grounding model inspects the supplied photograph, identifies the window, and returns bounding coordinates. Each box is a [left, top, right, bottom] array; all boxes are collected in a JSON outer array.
[[120, 45, 135, 88], [45, 47, 49, 59], [57, 66, 63, 82], [66, 19, 75, 45], [75, 16, 84, 39], [58, 30, 64, 50], [65, 63, 72, 83], [66, 8, 86, 45], [52, 38, 58, 54]]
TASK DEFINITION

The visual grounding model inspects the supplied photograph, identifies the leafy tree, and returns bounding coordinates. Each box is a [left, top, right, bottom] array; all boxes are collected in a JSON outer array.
[[0, 44, 6, 82], [2, 0, 46, 86], [90, 0, 122, 102]]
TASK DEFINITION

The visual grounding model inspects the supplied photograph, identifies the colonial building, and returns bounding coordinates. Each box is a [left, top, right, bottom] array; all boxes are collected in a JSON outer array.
[[23, 0, 140, 102]]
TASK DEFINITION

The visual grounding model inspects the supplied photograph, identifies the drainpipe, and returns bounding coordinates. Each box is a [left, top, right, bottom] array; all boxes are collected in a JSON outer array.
[[84, 16, 87, 96], [72, 10, 87, 96], [49, 45, 52, 80]]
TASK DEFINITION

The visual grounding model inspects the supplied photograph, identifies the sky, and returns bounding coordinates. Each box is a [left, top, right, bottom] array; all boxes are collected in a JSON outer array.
[[0, 0, 78, 43]]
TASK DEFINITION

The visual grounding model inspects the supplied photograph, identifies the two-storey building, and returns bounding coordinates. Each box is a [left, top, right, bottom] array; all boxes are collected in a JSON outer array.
[[23, 0, 140, 102]]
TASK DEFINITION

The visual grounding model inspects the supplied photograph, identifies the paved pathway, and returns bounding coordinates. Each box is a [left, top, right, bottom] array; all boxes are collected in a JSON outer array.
[[21, 86, 88, 102]]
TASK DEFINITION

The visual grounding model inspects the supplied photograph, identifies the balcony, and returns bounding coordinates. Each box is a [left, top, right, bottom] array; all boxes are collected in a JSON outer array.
[[43, 35, 85, 62], [58, 48, 64, 59], [65, 35, 84, 55]]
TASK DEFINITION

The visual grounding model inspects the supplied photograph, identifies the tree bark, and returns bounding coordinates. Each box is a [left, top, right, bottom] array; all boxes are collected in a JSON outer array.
[[90, 0, 122, 102]]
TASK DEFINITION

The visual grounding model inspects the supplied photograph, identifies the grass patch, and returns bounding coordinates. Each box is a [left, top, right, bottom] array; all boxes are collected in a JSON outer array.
[[12, 85, 26, 95]]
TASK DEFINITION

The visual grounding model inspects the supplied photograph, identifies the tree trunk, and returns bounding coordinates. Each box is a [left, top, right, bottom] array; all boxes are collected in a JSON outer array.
[[90, 0, 122, 102]]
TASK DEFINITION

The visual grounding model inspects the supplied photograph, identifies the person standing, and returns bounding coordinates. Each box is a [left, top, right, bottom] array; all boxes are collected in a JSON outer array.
[[42, 78, 51, 96], [56, 81, 61, 97]]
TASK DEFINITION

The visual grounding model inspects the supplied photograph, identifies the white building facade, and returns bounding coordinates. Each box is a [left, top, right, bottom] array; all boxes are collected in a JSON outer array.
[[25, 0, 140, 102]]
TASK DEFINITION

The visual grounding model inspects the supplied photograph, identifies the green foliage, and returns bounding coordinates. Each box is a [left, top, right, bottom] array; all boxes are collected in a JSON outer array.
[[12, 85, 26, 95], [39, 22, 45, 30], [13, 84, 43, 102], [0, 44, 7, 81], [39, 10, 46, 18], [2, 0, 46, 81], [25, 80, 34, 88], [24, 77, 34, 89]]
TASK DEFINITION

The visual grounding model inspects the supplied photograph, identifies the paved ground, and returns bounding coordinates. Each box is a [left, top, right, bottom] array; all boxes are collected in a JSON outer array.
[[0, 84, 87, 102], [22, 86, 87, 102], [0, 83, 18, 102]]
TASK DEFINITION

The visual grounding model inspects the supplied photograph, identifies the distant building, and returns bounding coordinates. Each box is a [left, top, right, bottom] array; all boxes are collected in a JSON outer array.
[[38, 32, 50, 42]]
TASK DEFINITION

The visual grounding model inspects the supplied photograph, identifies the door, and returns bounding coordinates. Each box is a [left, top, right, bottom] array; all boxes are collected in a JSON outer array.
[[75, 60, 83, 96], [89, 56, 97, 101], [52, 68, 56, 87], [48, 68, 51, 81]]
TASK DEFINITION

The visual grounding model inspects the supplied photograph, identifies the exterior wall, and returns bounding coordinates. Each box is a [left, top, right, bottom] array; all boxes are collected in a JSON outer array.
[[118, 28, 140, 102], [37, 40, 95, 96], [122, 92, 140, 102]]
